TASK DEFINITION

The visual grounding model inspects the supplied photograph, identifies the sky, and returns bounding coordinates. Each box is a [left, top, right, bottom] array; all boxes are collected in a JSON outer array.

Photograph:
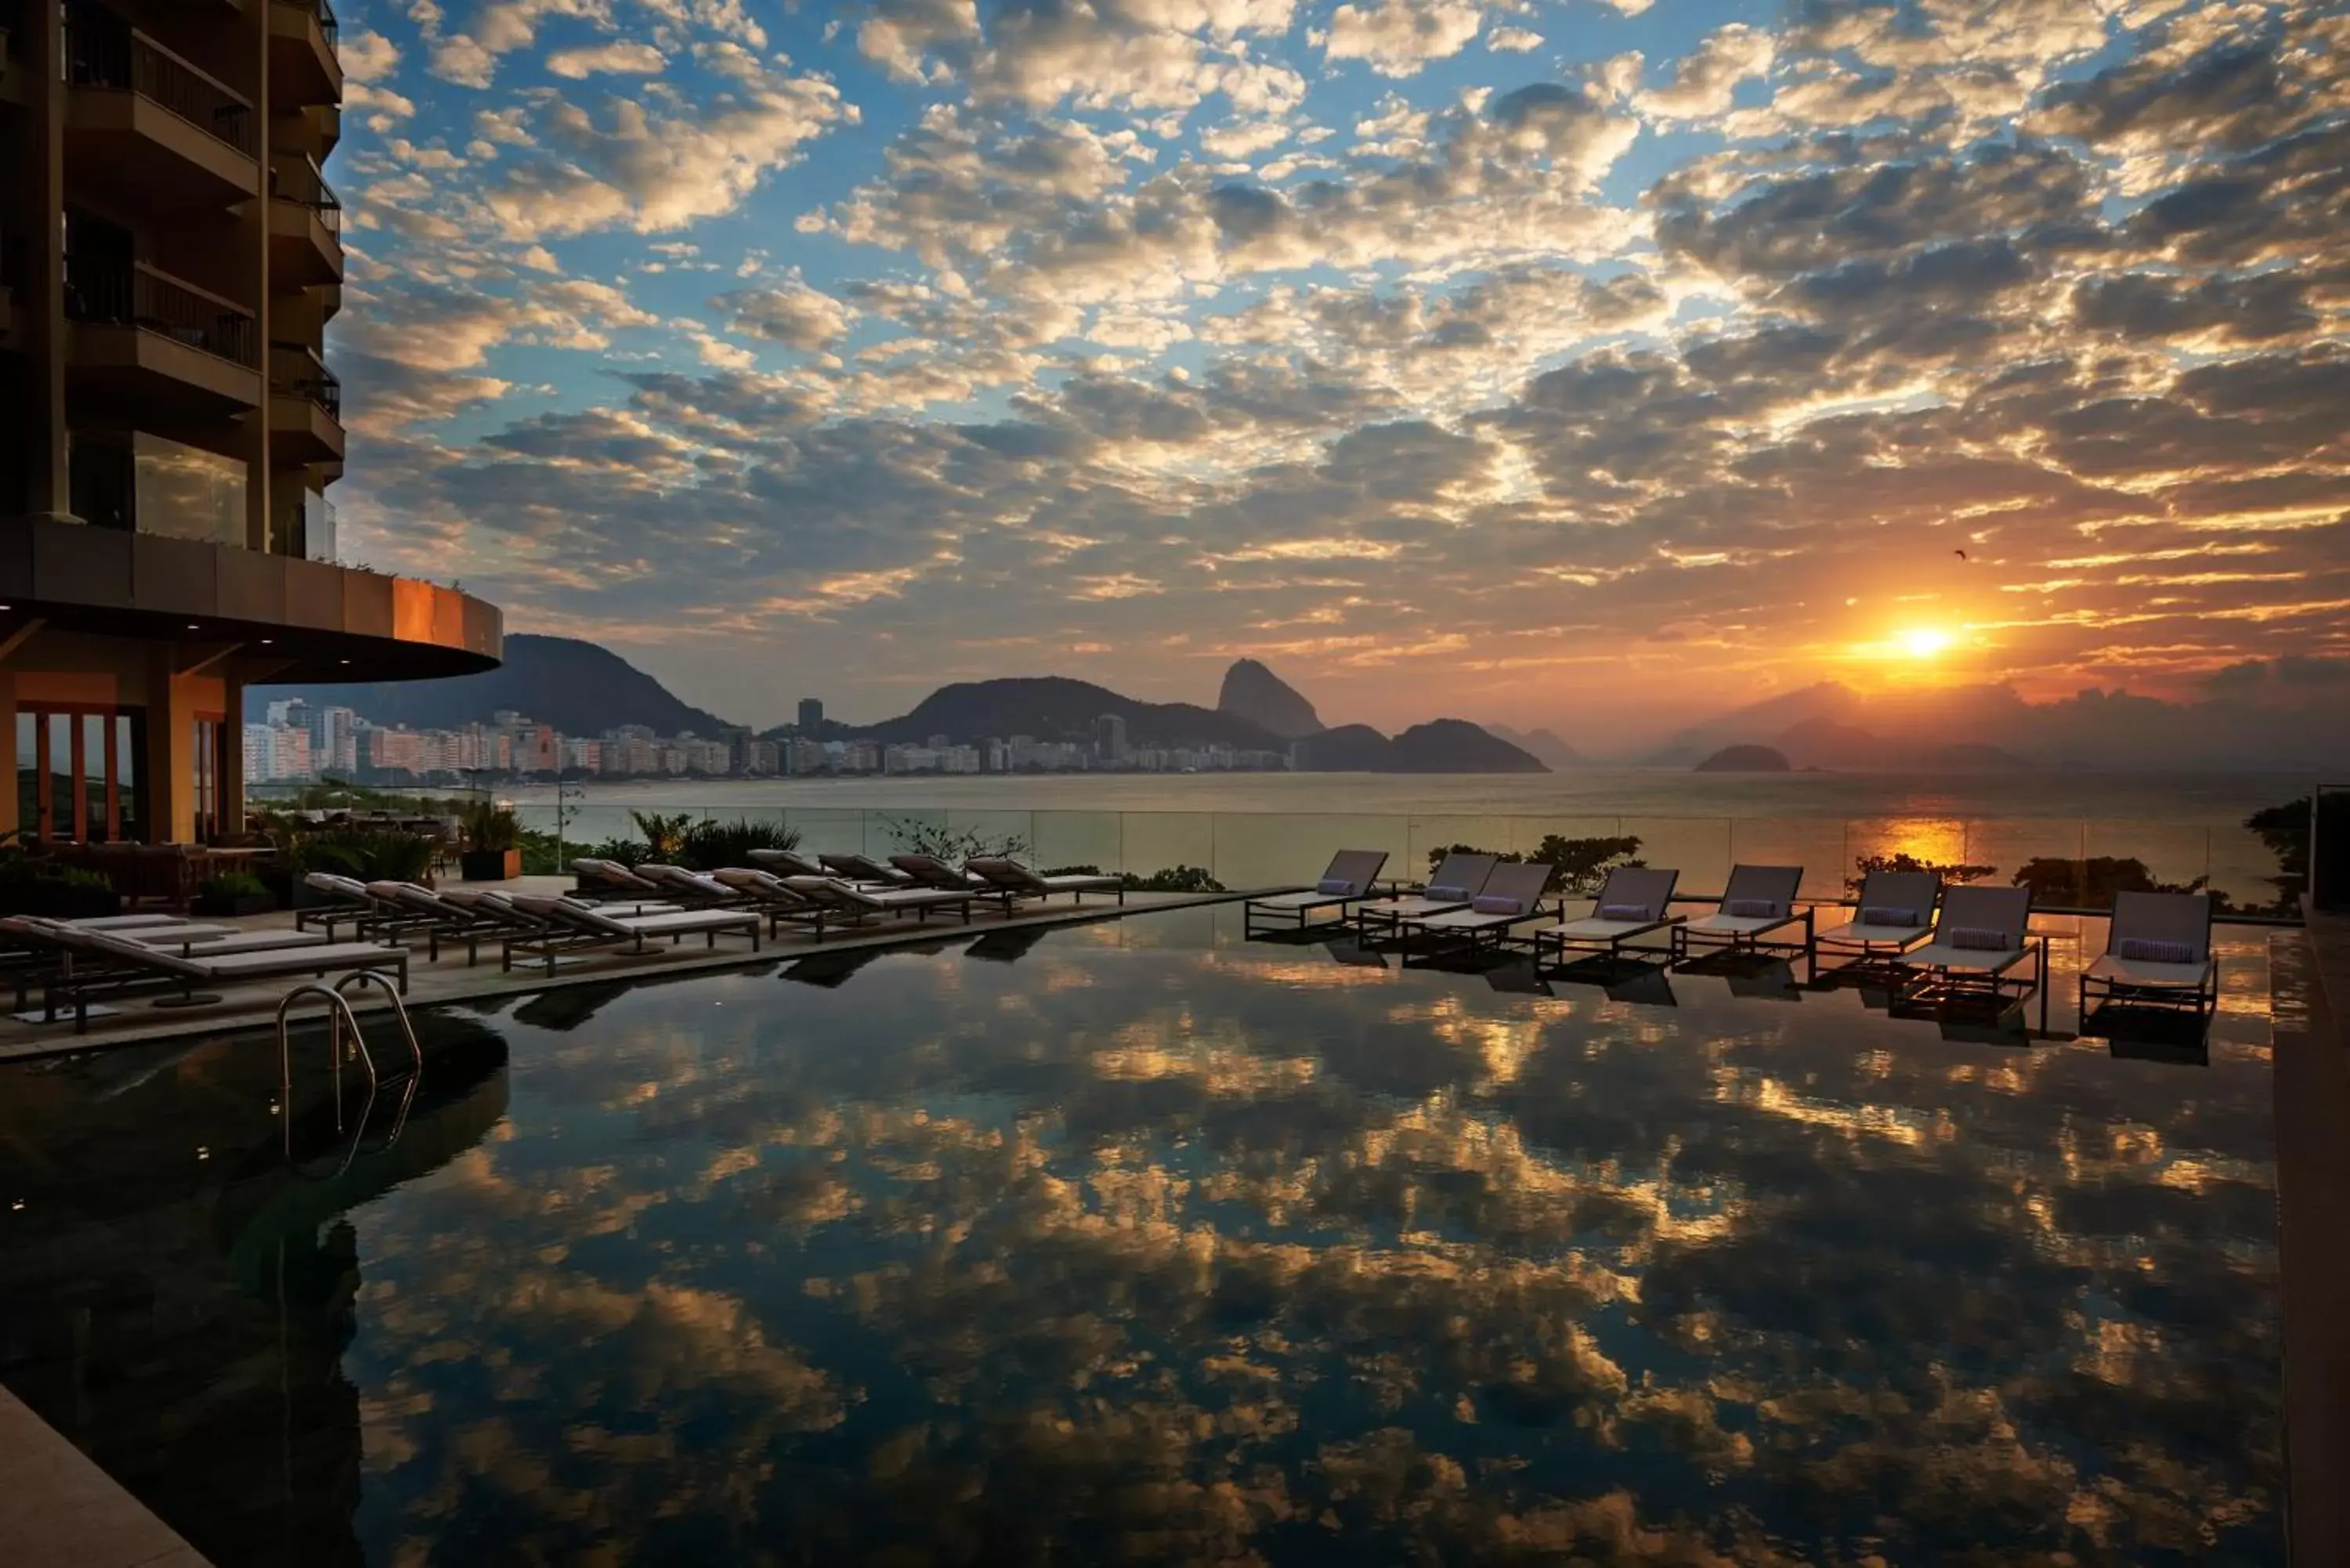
[[327, 0, 2350, 739]]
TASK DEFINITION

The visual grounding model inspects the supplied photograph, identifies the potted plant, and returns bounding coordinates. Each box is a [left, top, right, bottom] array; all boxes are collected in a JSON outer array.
[[460, 800, 522, 881], [192, 871, 275, 917]]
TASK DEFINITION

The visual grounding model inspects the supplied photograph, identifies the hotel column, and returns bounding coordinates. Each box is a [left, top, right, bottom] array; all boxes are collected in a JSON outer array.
[[22, 0, 71, 521], [238, 0, 273, 550]]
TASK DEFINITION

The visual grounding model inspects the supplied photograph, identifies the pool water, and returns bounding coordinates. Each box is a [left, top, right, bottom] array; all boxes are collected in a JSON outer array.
[[0, 905, 2288, 1566]]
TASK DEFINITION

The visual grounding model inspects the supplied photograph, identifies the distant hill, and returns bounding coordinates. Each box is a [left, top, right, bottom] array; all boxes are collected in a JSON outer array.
[[1289, 719, 1546, 773], [1218, 659, 1324, 738], [247, 634, 734, 735], [1772, 717, 2032, 771], [1395, 720, 1546, 773], [1487, 724, 1586, 769], [1695, 744, 1792, 772], [1292, 724, 1397, 771], [851, 677, 1287, 751]]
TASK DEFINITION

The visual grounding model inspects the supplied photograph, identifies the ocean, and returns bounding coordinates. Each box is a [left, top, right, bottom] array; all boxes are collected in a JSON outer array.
[[492, 770, 2317, 911]]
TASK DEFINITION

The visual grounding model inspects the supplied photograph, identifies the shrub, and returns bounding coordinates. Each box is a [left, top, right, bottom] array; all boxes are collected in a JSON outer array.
[[199, 872, 270, 901], [678, 818, 803, 872], [1846, 851, 1996, 896], [629, 811, 696, 861], [462, 799, 519, 851], [584, 836, 651, 869], [1122, 865, 1224, 893], [293, 829, 437, 884], [884, 815, 1029, 863], [2010, 855, 2205, 909], [1423, 833, 1644, 894], [0, 854, 119, 918]]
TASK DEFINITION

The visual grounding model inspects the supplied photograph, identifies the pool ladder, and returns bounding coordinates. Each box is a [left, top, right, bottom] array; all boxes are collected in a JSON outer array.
[[274, 974, 425, 1168]]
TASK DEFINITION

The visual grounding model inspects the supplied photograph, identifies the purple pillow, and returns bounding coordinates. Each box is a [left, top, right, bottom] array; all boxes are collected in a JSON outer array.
[[1947, 926, 2012, 951], [1724, 898, 1779, 918], [1471, 894, 1523, 916], [1426, 884, 1471, 901], [1596, 903, 1651, 922], [1860, 905, 1919, 927], [1317, 877, 1354, 896], [2117, 937, 2196, 964]]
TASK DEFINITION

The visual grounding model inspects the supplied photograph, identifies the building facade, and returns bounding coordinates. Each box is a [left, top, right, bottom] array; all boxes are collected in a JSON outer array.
[[0, 2, 499, 843]]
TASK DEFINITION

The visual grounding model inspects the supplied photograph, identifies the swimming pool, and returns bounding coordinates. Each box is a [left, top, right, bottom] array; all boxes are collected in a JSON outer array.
[[0, 904, 2288, 1565]]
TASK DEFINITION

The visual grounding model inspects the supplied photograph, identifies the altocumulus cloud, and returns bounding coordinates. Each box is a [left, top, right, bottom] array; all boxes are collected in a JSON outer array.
[[318, 0, 2350, 735]]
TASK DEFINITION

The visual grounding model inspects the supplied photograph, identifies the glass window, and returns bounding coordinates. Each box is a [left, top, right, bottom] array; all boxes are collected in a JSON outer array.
[[15, 706, 148, 843], [133, 434, 246, 546]]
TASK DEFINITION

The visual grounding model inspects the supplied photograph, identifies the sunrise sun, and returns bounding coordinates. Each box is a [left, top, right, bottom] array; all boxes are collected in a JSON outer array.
[[1900, 628, 1954, 659]]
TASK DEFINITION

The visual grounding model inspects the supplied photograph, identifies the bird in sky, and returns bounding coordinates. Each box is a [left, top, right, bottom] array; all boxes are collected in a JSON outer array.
[[1954, 549, 1969, 561]]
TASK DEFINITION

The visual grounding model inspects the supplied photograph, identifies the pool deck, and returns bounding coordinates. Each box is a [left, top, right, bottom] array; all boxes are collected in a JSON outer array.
[[0, 1385, 208, 1568], [0, 880, 1258, 1062]]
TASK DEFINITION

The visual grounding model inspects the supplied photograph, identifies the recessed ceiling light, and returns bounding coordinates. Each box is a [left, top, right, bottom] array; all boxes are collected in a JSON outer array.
[[186, 623, 200, 631], [259, 638, 273, 645]]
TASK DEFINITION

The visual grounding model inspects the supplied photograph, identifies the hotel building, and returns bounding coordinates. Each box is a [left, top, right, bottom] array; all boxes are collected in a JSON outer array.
[[0, 1, 498, 844]]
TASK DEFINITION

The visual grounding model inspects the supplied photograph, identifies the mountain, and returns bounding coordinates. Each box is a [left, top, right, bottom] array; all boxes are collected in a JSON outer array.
[[1487, 724, 1587, 769], [1649, 682, 1862, 764], [1292, 724, 1397, 771], [1393, 720, 1547, 773], [1695, 744, 1792, 772], [1217, 659, 1324, 739], [248, 634, 734, 735], [850, 677, 1287, 751], [1287, 720, 1547, 772]]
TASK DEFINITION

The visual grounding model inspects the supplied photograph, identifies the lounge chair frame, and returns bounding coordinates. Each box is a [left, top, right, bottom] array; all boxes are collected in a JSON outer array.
[[1242, 850, 1392, 934], [2078, 890, 2219, 1024], [500, 898, 764, 974], [1352, 853, 1498, 941], [1669, 865, 1813, 964], [1537, 868, 1684, 967], [1886, 885, 2050, 1031], [1394, 862, 1557, 952]]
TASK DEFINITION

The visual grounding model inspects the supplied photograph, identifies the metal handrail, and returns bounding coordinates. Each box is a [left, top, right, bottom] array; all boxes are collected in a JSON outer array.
[[63, 6, 257, 157], [274, 970, 421, 1161], [63, 255, 258, 367], [270, 339, 341, 416], [270, 154, 342, 232]]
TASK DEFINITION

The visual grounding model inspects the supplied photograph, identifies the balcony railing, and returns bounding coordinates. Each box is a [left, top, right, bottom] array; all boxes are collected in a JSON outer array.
[[64, 5, 257, 157], [270, 154, 342, 233], [65, 255, 258, 368], [271, 339, 341, 417]]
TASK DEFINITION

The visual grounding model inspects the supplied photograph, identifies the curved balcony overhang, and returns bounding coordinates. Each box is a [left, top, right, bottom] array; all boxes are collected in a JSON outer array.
[[0, 517, 501, 683]]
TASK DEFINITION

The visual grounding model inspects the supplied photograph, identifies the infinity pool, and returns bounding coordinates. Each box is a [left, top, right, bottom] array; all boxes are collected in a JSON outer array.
[[0, 905, 2288, 1566]]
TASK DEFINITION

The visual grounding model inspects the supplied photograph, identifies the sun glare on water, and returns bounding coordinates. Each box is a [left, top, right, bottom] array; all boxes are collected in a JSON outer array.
[[1900, 628, 1954, 659]]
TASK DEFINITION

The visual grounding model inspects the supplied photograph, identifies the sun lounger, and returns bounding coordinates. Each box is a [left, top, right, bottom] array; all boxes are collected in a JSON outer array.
[[632, 863, 757, 907], [1889, 885, 2048, 1027], [296, 873, 377, 938], [1242, 850, 1391, 932], [1537, 866, 1683, 965], [2080, 890, 2218, 1020], [1353, 852, 1497, 937], [0, 919, 331, 1007], [1670, 865, 1810, 962], [569, 858, 672, 902], [1815, 869, 1942, 960], [747, 847, 833, 879], [706, 868, 835, 934], [1398, 861, 1556, 948], [821, 852, 915, 886], [0, 916, 408, 1032], [62, 914, 212, 932], [780, 876, 978, 940], [500, 895, 763, 974], [359, 881, 526, 964], [889, 854, 1011, 911], [964, 858, 1126, 905]]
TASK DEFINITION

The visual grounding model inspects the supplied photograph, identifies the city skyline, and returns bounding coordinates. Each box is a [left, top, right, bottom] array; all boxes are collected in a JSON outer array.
[[326, 1, 2346, 742]]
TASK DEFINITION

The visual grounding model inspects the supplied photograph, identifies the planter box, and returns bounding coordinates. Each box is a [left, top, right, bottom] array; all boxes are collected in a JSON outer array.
[[461, 848, 522, 882], [0, 880, 122, 919]]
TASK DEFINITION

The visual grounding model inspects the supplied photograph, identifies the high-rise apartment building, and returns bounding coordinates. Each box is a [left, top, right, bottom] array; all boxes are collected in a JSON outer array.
[[797, 696, 823, 732], [0, 4, 499, 844]]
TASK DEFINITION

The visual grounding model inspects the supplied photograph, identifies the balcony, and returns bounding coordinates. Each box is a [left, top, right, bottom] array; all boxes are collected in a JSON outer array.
[[269, 156, 342, 285], [269, 0, 340, 107], [65, 255, 262, 413], [269, 341, 345, 464], [64, 8, 259, 210]]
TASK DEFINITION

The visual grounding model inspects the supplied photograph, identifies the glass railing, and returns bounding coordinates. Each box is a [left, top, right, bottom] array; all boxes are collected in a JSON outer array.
[[475, 803, 2305, 921]]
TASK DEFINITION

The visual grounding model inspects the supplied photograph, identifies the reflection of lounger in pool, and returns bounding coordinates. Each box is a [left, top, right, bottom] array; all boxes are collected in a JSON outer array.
[[1322, 937, 1390, 970], [967, 927, 1052, 964]]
